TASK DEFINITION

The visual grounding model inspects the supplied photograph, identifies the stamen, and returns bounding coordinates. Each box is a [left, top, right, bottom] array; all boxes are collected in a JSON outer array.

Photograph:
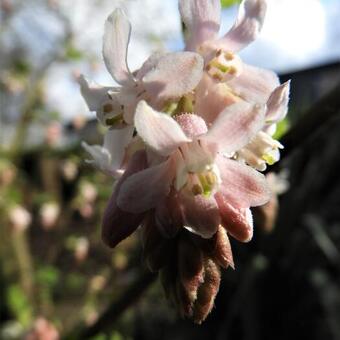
[[192, 184, 203, 196], [103, 103, 113, 113], [205, 172, 215, 186], [105, 113, 123, 126], [206, 49, 243, 82]]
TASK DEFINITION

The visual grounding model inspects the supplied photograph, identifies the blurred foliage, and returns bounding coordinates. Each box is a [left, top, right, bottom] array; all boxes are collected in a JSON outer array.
[[7, 285, 33, 327], [64, 42, 84, 61], [273, 118, 290, 140], [221, 0, 242, 8]]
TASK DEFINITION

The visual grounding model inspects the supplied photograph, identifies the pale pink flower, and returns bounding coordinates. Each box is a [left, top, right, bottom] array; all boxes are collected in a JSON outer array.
[[40, 202, 60, 230], [74, 237, 89, 262], [178, 0, 290, 170], [9, 205, 32, 232], [25, 318, 59, 340], [179, 0, 280, 124], [80, 181, 98, 203], [102, 100, 270, 246], [237, 80, 290, 170], [81, 127, 134, 178], [60, 160, 78, 181], [80, 8, 204, 176], [79, 202, 94, 219]]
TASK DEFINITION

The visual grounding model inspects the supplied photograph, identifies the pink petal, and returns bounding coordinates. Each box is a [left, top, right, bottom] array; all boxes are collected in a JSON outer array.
[[103, 125, 135, 173], [103, 9, 135, 86], [217, 155, 270, 208], [215, 193, 253, 242], [194, 73, 239, 124], [266, 80, 290, 124], [178, 141, 214, 175], [228, 63, 279, 104], [101, 150, 147, 248], [155, 190, 183, 238], [135, 101, 191, 157], [110, 87, 138, 124], [218, 0, 267, 52], [179, 0, 221, 51], [179, 193, 220, 239], [142, 52, 204, 101], [117, 158, 175, 214], [175, 113, 208, 139], [204, 101, 265, 154], [135, 52, 163, 81], [78, 75, 112, 111], [102, 193, 145, 248]]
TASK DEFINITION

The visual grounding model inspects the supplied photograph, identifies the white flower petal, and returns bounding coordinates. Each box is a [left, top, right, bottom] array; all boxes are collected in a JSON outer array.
[[103, 8, 135, 86], [135, 101, 191, 157]]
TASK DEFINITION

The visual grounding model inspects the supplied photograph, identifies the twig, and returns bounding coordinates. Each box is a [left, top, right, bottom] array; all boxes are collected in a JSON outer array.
[[11, 229, 36, 309], [304, 214, 340, 266]]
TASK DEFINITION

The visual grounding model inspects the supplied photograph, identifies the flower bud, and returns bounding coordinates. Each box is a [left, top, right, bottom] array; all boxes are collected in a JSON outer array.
[[211, 226, 234, 269], [193, 259, 221, 324], [177, 236, 204, 313]]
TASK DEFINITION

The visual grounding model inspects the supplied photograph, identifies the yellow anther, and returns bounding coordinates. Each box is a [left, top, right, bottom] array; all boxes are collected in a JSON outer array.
[[229, 66, 237, 75], [192, 184, 203, 196], [216, 49, 223, 57], [224, 52, 234, 61], [205, 172, 215, 186], [103, 103, 113, 113]]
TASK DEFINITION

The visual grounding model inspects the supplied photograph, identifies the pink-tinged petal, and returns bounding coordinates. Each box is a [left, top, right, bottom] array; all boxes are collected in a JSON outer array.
[[103, 9, 135, 86], [117, 158, 175, 214], [179, 193, 220, 239], [218, 0, 267, 52], [102, 150, 147, 248], [213, 226, 234, 269], [175, 113, 208, 139], [142, 52, 204, 100], [216, 155, 270, 208], [266, 80, 290, 124], [82, 142, 113, 176], [155, 190, 182, 238], [78, 75, 112, 112], [135, 52, 164, 81], [135, 101, 191, 157], [179, 0, 221, 51], [179, 141, 214, 174], [194, 73, 240, 124], [102, 192, 145, 248], [82, 126, 134, 178], [228, 63, 279, 103], [103, 125, 135, 171], [110, 87, 137, 124], [215, 192, 253, 242], [204, 101, 265, 154]]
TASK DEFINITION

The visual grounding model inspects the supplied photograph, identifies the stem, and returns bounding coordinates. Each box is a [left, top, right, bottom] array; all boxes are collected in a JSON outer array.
[[11, 229, 36, 307]]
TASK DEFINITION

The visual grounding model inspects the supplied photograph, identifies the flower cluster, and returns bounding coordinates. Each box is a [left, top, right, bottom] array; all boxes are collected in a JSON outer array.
[[80, 0, 290, 323]]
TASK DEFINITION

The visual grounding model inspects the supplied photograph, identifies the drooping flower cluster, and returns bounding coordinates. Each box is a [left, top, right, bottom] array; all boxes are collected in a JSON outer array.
[[80, 0, 290, 323]]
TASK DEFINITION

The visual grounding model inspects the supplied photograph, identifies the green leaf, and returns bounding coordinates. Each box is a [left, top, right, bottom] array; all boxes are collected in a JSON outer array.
[[65, 43, 83, 61], [36, 266, 60, 288], [273, 118, 290, 140], [221, 0, 241, 8], [7, 285, 33, 327]]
